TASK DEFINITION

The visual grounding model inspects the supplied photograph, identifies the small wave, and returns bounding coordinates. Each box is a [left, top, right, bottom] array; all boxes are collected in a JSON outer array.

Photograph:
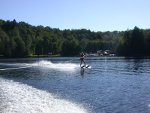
[[0, 77, 89, 113], [0, 66, 32, 71]]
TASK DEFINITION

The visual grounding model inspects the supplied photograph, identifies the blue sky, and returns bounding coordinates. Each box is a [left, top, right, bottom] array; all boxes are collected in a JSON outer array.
[[0, 0, 150, 31]]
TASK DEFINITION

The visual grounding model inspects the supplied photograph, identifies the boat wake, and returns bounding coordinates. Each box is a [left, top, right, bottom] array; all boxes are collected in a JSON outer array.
[[0, 77, 89, 113]]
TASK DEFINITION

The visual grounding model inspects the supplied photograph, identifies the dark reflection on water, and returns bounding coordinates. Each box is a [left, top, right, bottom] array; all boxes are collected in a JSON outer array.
[[1, 57, 150, 113], [80, 68, 85, 77]]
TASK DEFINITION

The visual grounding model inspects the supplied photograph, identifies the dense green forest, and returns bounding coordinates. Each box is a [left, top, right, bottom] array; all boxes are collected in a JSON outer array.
[[0, 19, 150, 57]]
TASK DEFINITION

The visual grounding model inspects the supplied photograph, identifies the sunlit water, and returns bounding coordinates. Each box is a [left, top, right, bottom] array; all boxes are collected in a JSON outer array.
[[0, 57, 150, 113]]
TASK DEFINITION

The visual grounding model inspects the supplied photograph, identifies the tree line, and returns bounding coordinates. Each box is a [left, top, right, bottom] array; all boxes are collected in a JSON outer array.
[[0, 19, 150, 57]]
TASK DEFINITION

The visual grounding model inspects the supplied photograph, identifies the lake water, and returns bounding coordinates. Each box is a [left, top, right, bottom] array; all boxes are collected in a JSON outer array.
[[0, 57, 150, 113]]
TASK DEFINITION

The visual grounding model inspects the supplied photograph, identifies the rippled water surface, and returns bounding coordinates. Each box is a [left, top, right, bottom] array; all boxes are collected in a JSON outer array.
[[0, 57, 150, 113]]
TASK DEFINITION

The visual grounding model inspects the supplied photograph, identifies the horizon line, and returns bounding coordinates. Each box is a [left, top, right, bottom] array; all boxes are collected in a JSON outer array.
[[1, 18, 150, 32]]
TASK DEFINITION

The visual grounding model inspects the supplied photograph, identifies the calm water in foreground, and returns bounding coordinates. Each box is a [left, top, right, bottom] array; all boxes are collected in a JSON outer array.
[[0, 57, 150, 113]]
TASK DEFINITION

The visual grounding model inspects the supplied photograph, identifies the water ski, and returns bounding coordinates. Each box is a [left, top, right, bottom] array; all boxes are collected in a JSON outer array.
[[81, 65, 90, 68]]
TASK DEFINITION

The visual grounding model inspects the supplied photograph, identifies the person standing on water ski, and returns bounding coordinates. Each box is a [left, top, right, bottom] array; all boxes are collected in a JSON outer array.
[[80, 52, 86, 67]]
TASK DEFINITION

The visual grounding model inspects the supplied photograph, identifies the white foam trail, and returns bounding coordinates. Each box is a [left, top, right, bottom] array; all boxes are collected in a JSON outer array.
[[0, 62, 33, 71], [0, 66, 32, 71], [32, 60, 79, 71], [0, 77, 89, 113], [0, 61, 79, 71]]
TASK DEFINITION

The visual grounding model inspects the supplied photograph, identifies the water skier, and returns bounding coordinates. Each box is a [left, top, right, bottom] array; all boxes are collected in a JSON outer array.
[[80, 52, 86, 67]]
